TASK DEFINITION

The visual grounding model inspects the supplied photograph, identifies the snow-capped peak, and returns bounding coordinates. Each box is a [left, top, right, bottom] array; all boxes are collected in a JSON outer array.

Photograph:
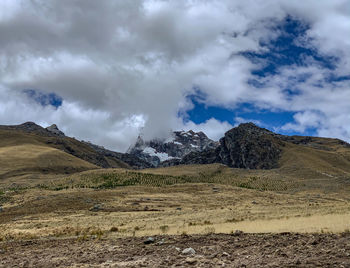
[[127, 130, 219, 167]]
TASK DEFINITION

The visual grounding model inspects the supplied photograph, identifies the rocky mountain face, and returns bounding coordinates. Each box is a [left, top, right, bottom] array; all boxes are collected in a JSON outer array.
[[217, 123, 283, 169], [175, 123, 283, 169], [127, 130, 219, 167]]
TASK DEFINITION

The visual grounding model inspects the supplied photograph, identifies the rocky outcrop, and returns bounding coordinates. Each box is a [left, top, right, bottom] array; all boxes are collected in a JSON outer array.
[[46, 124, 65, 137], [217, 123, 283, 169], [127, 130, 219, 167]]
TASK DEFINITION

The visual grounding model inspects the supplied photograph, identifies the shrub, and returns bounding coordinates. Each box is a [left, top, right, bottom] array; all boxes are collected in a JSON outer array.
[[110, 227, 119, 232], [159, 225, 169, 233]]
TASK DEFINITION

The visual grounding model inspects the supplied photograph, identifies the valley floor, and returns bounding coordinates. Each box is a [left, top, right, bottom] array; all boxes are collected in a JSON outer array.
[[1, 183, 350, 239]]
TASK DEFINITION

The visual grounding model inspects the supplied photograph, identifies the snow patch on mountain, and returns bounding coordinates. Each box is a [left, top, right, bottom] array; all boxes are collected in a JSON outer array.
[[142, 147, 176, 162]]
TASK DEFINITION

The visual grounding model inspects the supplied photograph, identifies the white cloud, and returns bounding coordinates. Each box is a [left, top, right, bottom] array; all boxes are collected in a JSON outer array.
[[234, 117, 263, 128], [0, 85, 145, 151], [0, 0, 349, 151], [281, 111, 323, 133], [181, 118, 233, 141]]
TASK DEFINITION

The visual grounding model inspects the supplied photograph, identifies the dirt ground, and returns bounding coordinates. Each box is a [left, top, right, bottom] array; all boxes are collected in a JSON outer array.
[[1, 232, 349, 267]]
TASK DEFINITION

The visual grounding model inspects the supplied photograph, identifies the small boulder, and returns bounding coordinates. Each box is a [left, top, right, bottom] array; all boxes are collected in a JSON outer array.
[[182, 247, 196, 255], [144, 237, 155, 244], [222, 251, 230, 257], [185, 257, 197, 264], [232, 230, 244, 236], [89, 204, 102, 212], [157, 239, 165, 245]]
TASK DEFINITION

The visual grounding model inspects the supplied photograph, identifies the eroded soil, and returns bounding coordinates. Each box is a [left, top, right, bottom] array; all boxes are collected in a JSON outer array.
[[1, 232, 349, 267]]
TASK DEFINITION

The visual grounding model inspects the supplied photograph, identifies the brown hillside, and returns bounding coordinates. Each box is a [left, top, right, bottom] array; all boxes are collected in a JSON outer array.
[[0, 124, 131, 171], [0, 144, 97, 180]]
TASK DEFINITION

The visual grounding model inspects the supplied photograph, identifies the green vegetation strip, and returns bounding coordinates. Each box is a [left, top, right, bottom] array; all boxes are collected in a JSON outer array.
[[35, 171, 298, 192]]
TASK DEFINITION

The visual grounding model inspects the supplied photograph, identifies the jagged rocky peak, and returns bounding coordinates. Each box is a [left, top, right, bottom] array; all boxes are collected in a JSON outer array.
[[127, 130, 219, 167], [46, 124, 65, 137], [170, 130, 218, 152]]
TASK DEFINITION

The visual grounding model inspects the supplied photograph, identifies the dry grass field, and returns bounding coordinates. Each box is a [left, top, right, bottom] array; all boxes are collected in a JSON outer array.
[[1, 164, 349, 241]]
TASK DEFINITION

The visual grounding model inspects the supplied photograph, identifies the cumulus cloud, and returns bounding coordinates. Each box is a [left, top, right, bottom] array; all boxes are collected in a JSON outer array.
[[0, 0, 349, 151], [234, 117, 263, 128], [181, 118, 233, 141]]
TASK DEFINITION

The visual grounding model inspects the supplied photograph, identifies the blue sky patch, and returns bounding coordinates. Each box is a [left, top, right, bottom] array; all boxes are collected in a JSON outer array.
[[185, 96, 317, 136], [241, 16, 337, 77], [23, 89, 63, 108], [184, 15, 338, 137]]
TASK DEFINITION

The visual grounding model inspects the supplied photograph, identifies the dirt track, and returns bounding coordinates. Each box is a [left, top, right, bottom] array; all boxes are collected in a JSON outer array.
[[1, 232, 349, 267]]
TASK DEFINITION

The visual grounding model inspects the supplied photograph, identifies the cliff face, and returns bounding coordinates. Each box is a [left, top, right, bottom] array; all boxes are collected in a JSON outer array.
[[217, 123, 283, 169]]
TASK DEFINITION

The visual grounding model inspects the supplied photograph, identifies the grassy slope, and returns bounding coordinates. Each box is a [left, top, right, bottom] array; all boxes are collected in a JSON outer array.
[[0, 130, 99, 181], [0, 128, 135, 182], [0, 129, 130, 170], [0, 144, 98, 180]]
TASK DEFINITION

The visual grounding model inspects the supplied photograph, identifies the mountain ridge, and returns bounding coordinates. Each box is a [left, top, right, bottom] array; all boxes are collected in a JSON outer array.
[[0, 122, 150, 172], [1, 121, 350, 177]]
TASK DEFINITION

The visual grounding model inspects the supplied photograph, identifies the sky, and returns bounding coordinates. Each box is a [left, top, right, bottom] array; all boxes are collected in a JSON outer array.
[[0, 0, 349, 152]]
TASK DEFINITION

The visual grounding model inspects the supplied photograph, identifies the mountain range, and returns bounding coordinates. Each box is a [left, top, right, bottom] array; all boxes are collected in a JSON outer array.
[[1, 121, 350, 181]]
